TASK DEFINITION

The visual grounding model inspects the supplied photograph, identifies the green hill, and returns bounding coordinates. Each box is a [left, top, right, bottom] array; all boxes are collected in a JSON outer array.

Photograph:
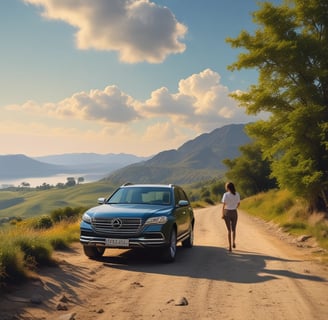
[[0, 181, 116, 221], [103, 123, 251, 185]]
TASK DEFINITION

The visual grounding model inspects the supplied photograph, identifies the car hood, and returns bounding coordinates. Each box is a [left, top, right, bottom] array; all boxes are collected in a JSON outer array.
[[86, 203, 171, 219]]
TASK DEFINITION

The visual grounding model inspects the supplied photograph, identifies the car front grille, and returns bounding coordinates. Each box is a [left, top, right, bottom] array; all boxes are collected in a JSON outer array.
[[91, 217, 143, 235]]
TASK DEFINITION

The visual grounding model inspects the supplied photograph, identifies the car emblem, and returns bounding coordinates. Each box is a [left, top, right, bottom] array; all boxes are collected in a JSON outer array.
[[111, 218, 122, 229]]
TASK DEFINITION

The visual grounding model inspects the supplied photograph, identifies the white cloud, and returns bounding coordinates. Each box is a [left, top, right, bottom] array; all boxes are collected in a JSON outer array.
[[4, 69, 261, 155], [142, 68, 254, 132], [9, 85, 140, 123], [7, 68, 257, 130], [23, 0, 187, 63], [57, 86, 140, 122]]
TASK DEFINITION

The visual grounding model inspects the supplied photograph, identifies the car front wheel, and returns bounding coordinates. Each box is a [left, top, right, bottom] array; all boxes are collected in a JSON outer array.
[[83, 245, 105, 259], [161, 228, 177, 262]]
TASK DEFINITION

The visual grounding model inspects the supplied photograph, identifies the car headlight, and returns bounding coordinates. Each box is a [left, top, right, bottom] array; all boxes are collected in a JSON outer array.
[[82, 212, 92, 223], [145, 216, 168, 225]]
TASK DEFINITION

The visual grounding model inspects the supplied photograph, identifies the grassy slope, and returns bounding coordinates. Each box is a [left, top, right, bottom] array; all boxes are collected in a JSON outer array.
[[0, 181, 116, 219], [241, 189, 328, 257]]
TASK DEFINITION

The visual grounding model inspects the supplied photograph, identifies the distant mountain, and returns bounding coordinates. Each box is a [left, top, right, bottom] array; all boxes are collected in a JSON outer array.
[[0, 155, 67, 179], [103, 123, 252, 185], [0, 153, 150, 181], [35, 153, 150, 174], [0, 124, 251, 184]]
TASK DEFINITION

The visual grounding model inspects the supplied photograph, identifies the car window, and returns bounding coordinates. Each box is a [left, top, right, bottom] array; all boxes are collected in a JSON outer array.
[[174, 187, 188, 205], [107, 187, 171, 205], [107, 188, 126, 203], [178, 188, 188, 201]]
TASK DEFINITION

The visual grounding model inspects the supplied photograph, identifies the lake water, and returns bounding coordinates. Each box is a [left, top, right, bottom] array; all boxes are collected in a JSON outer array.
[[0, 173, 105, 188]]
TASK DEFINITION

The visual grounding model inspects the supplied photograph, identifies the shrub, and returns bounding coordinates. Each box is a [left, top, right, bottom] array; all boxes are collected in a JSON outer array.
[[282, 222, 307, 232], [50, 206, 84, 223], [203, 197, 215, 205], [20, 215, 53, 230], [14, 236, 54, 267], [0, 241, 27, 284], [272, 198, 294, 215], [35, 215, 53, 229], [201, 189, 211, 198]]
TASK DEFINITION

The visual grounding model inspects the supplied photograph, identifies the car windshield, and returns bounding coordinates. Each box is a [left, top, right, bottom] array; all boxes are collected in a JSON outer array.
[[107, 187, 171, 205]]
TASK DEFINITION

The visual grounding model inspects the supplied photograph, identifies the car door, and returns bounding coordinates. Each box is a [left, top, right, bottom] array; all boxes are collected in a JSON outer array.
[[174, 187, 191, 236]]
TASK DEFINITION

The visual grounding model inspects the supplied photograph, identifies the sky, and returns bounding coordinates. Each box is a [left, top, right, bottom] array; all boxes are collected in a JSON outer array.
[[0, 0, 281, 157]]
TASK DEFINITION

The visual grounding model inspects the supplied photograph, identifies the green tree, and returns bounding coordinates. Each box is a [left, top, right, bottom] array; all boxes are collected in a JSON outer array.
[[77, 177, 85, 184], [20, 182, 30, 188], [210, 181, 226, 199], [226, 0, 328, 212], [66, 177, 76, 187], [223, 143, 277, 197]]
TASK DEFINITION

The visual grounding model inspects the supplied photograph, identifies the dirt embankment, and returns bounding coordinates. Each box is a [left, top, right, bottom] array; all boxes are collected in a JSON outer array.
[[1, 205, 328, 320]]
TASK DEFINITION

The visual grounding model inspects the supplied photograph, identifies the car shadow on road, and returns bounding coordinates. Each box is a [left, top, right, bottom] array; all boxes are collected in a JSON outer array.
[[100, 245, 327, 284]]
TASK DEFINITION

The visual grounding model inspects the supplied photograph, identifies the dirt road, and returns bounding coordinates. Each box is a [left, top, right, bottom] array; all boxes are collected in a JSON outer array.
[[1, 205, 328, 320]]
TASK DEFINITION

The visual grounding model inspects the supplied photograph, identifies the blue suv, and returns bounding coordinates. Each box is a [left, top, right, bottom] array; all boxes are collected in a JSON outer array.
[[80, 183, 195, 262]]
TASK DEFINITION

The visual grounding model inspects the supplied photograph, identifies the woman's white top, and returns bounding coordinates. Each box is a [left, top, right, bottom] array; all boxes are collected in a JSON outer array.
[[222, 191, 240, 210]]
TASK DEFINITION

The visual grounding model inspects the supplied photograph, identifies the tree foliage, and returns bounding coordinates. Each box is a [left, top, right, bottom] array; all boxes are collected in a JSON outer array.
[[226, 0, 328, 212], [223, 143, 277, 197]]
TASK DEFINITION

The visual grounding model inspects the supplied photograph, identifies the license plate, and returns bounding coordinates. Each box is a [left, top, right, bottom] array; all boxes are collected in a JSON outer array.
[[105, 238, 129, 247]]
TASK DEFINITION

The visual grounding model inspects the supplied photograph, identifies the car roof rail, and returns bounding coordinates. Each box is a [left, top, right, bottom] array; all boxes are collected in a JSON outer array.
[[122, 182, 133, 186]]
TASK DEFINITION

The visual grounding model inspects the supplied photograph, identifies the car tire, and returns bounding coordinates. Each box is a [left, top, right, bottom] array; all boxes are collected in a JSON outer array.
[[161, 228, 177, 262], [182, 223, 194, 248], [83, 245, 105, 259]]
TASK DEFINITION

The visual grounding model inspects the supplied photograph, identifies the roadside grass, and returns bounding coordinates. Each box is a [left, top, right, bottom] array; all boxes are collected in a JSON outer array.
[[192, 201, 208, 208], [241, 189, 328, 261], [42, 222, 80, 250], [0, 218, 80, 287], [191, 198, 216, 208]]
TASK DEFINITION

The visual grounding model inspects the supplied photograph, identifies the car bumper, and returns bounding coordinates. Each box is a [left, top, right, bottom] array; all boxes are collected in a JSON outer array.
[[80, 221, 170, 248], [80, 234, 167, 248]]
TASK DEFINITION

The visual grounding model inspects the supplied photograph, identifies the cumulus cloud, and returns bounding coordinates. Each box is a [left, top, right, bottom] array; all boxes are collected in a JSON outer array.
[[9, 85, 139, 123], [23, 0, 187, 63], [5, 69, 261, 155], [56, 85, 140, 122], [142, 68, 252, 132], [7, 69, 254, 131]]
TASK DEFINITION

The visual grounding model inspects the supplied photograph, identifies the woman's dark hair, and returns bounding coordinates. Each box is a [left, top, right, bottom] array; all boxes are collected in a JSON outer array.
[[225, 182, 236, 195]]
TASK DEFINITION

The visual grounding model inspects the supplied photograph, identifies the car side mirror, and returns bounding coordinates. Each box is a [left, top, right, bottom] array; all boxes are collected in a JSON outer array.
[[98, 197, 106, 204], [178, 200, 189, 207]]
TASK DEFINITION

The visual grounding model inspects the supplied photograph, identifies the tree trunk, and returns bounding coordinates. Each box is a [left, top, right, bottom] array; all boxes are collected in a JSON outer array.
[[309, 191, 328, 214]]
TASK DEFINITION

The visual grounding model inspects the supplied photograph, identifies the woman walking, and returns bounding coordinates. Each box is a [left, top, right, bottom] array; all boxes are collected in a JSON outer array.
[[221, 182, 240, 252]]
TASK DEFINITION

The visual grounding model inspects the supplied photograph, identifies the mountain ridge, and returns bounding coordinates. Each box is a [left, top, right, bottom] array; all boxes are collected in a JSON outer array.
[[0, 154, 67, 180], [103, 123, 251, 185], [0, 123, 251, 184], [0, 153, 149, 182]]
